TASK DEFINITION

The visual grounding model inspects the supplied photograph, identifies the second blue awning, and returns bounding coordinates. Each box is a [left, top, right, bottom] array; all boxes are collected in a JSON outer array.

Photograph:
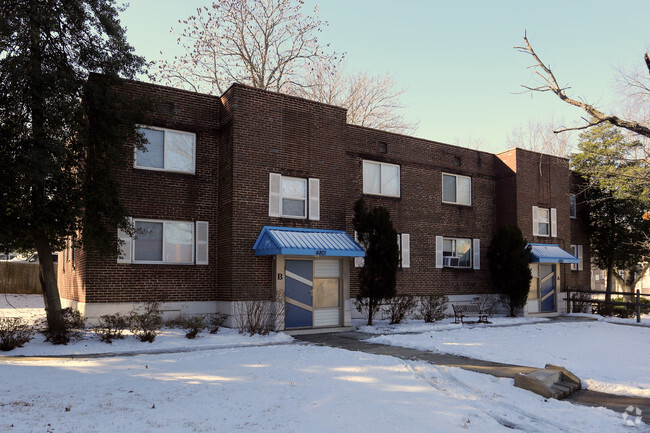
[[528, 243, 578, 264]]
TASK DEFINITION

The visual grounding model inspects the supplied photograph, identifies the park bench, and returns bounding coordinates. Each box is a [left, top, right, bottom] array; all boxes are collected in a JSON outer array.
[[452, 304, 488, 324]]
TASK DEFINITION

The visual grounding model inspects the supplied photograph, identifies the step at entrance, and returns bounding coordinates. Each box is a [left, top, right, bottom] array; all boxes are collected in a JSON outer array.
[[514, 364, 581, 399]]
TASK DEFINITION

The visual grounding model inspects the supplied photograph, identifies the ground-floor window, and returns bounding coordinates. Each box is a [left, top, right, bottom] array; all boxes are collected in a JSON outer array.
[[442, 237, 472, 268], [118, 219, 209, 265], [133, 220, 193, 264]]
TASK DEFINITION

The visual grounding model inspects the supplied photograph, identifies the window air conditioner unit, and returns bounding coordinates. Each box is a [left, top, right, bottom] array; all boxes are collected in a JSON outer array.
[[443, 256, 460, 267]]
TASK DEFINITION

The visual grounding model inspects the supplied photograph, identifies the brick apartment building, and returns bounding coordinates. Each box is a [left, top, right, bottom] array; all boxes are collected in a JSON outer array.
[[57, 79, 591, 329]]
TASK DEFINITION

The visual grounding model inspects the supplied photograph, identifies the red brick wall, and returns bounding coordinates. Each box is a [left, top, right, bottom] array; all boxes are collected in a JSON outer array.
[[494, 150, 518, 228], [58, 242, 86, 303], [223, 85, 349, 301], [65, 80, 223, 304], [568, 174, 591, 289], [344, 126, 498, 297], [62, 80, 592, 306], [496, 149, 591, 291]]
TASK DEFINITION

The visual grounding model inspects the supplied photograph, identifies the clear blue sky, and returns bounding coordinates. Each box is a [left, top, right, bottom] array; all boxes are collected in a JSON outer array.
[[119, 0, 649, 154]]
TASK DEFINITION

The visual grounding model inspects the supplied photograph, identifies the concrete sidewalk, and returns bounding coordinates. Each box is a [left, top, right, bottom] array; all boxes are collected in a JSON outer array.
[[295, 330, 650, 425]]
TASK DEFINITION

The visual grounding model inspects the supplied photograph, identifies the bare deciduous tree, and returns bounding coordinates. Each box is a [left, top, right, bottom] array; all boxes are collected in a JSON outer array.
[[153, 0, 418, 134], [507, 116, 574, 158], [515, 34, 650, 138], [452, 135, 488, 151], [297, 61, 419, 134], [154, 0, 337, 95], [616, 64, 650, 147], [517, 34, 650, 208]]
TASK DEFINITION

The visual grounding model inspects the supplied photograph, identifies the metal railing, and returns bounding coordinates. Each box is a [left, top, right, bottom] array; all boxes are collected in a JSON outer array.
[[565, 287, 648, 323]]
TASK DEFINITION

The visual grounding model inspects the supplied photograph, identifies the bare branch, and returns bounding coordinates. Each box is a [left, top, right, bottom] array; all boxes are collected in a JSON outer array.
[[553, 119, 607, 134], [517, 35, 650, 139]]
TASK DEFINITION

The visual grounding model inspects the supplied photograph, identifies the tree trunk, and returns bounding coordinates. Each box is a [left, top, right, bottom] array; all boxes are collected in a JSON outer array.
[[25, 1, 66, 343], [367, 296, 375, 326], [33, 232, 65, 341], [605, 267, 615, 303]]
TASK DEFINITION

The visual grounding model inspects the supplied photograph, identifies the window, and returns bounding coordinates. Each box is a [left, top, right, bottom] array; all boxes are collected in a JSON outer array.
[[117, 219, 209, 265], [281, 176, 307, 218], [133, 220, 193, 263], [435, 236, 480, 269], [442, 238, 472, 268], [533, 206, 557, 237], [442, 173, 471, 205], [571, 245, 583, 271], [268, 174, 319, 220], [569, 194, 577, 219], [135, 126, 196, 174], [363, 160, 400, 197], [537, 207, 550, 236]]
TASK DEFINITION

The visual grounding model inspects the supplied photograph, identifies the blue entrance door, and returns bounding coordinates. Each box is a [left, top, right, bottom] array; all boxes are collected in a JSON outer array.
[[285, 260, 313, 328], [540, 264, 556, 312]]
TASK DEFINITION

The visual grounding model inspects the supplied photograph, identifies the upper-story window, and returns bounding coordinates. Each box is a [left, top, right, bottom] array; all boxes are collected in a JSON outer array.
[[537, 207, 550, 236], [135, 126, 196, 174], [442, 173, 471, 205], [363, 160, 400, 197], [281, 176, 307, 218], [533, 206, 557, 237], [569, 194, 577, 219], [269, 174, 320, 220]]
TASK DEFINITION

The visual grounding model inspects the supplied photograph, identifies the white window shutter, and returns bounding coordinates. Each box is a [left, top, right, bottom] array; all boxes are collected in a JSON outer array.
[[354, 231, 365, 267], [196, 221, 209, 265], [577, 245, 584, 271], [117, 218, 132, 263], [435, 236, 443, 268], [532, 206, 539, 236], [472, 238, 480, 270], [308, 178, 320, 221], [269, 173, 281, 217], [550, 208, 557, 237], [401, 233, 410, 268]]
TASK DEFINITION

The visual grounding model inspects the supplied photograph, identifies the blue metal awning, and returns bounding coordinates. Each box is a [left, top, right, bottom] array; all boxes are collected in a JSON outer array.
[[253, 226, 365, 257], [253, 226, 366, 257], [528, 243, 578, 264]]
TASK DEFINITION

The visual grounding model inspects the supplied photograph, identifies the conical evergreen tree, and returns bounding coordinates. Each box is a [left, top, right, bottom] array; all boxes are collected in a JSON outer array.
[[487, 225, 532, 316], [353, 198, 399, 325]]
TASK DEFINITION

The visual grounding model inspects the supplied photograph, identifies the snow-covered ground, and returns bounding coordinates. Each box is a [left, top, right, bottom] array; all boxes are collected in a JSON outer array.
[[1, 295, 648, 432], [366, 316, 650, 398]]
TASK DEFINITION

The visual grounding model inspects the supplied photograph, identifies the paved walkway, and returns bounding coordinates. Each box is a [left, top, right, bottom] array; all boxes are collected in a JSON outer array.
[[294, 329, 650, 424]]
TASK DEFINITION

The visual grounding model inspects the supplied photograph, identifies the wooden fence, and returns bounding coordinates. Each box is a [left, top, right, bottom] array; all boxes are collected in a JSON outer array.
[[0, 261, 53, 294], [565, 288, 649, 323]]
